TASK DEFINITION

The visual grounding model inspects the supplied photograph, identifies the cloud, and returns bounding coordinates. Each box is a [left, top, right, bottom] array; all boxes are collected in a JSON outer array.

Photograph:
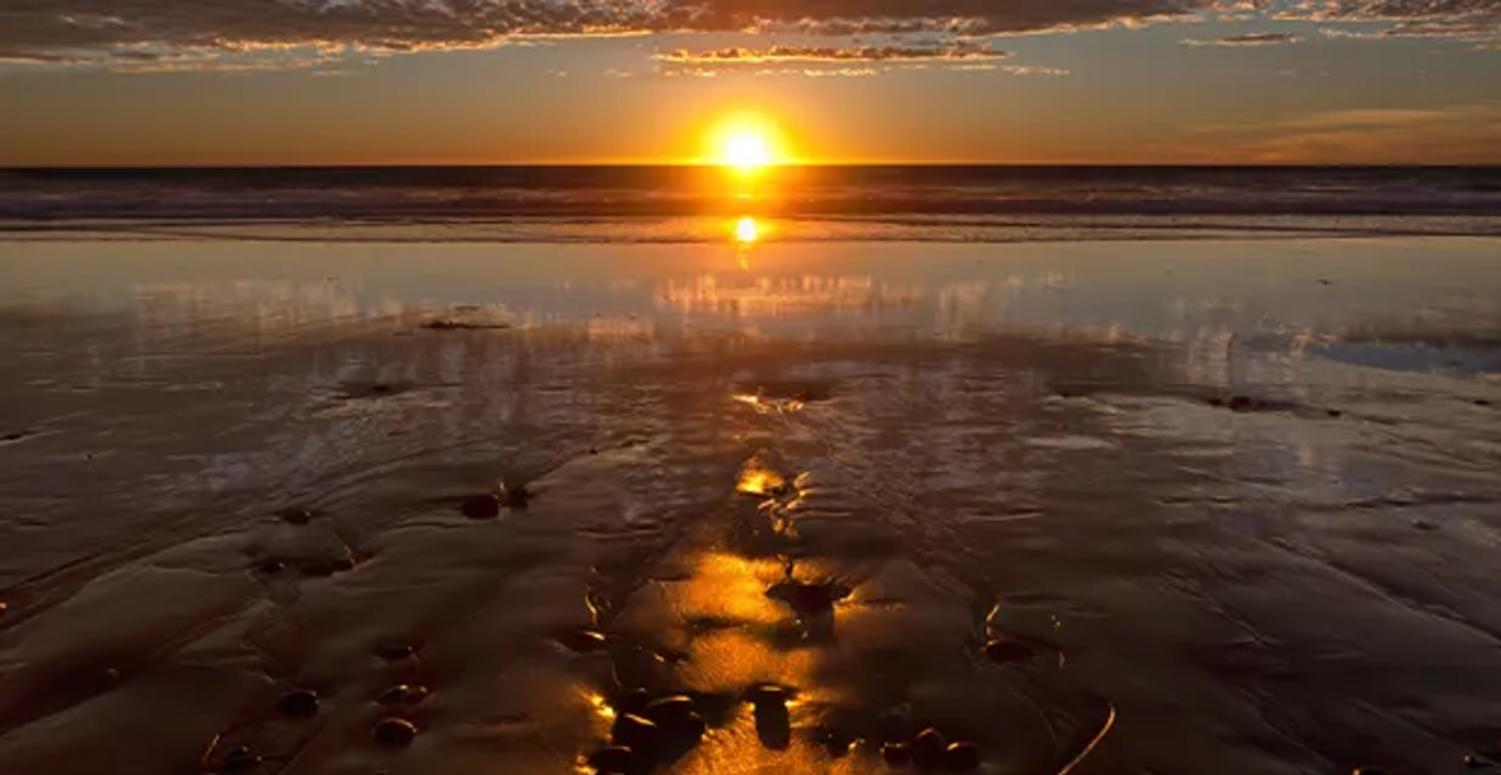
[[1190, 102, 1501, 163], [654, 42, 1011, 64], [0, 0, 1219, 69], [1182, 31, 1303, 45], [1274, 0, 1501, 42]]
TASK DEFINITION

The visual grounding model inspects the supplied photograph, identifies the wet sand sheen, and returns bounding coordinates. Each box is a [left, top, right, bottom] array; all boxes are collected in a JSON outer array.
[[1, 237, 1500, 774]]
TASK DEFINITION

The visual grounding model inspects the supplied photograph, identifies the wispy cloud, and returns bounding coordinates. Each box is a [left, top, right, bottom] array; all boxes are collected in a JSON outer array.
[[1190, 102, 1501, 163], [1182, 31, 1303, 45], [655, 42, 1010, 65]]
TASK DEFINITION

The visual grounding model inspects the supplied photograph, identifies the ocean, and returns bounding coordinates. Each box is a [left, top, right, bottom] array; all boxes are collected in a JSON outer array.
[[4, 165, 1501, 242]]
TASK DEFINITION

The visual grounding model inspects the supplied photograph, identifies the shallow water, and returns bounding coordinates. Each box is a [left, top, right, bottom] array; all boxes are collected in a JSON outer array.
[[1, 237, 1500, 775]]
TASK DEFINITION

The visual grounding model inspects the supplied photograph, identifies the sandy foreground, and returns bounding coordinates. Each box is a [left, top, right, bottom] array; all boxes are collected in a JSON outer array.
[[1, 236, 1499, 775]]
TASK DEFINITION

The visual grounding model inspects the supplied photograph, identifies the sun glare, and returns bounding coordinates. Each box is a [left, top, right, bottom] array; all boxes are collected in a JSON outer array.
[[710, 115, 786, 174]]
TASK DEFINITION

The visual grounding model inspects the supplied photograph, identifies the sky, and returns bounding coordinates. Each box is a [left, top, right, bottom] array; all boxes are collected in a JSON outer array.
[[1, 0, 1499, 165]]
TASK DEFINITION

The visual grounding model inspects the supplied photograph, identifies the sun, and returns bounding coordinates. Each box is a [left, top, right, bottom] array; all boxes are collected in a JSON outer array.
[[708, 115, 786, 174]]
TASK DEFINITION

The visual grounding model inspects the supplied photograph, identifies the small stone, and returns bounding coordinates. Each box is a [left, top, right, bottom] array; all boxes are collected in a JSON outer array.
[[1326, 409, 1343, 418], [983, 638, 1034, 665], [1413, 520, 1438, 532], [588, 746, 635, 774], [611, 713, 659, 751], [256, 560, 287, 575], [1206, 396, 1224, 407], [882, 741, 913, 766], [504, 483, 531, 510], [275, 688, 319, 718], [557, 629, 608, 653], [643, 696, 696, 727], [222, 745, 262, 771], [767, 580, 850, 618], [376, 643, 416, 662], [371, 383, 393, 395], [912, 728, 946, 769], [277, 508, 315, 525], [944, 741, 981, 771], [744, 684, 789, 706], [461, 494, 501, 519], [754, 697, 791, 751], [379, 684, 431, 706], [1477, 399, 1493, 407], [373, 717, 418, 748], [1228, 395, 1257, 412]]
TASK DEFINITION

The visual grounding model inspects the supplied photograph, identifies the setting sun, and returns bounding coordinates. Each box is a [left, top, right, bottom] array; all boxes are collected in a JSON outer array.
[[708, 115, 787, 174]]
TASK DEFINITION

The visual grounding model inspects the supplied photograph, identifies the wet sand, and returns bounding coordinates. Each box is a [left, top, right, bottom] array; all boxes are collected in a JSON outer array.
[[1, 236, 1500, 775]]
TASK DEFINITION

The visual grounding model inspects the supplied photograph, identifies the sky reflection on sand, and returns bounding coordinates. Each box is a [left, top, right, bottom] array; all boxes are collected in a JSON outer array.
[[1, 237, 1500, 774]]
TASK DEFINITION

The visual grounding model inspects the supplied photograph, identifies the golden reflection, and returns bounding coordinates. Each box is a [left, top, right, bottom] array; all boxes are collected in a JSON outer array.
[[735, 216, 760, 244], [737, 457, 787, 497]]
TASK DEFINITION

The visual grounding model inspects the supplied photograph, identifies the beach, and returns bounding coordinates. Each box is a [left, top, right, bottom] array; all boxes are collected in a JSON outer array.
[[2, 233, 1500, 774]]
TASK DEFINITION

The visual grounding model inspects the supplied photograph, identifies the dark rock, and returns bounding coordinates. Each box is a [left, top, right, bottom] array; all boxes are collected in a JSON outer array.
[[557, 628, 608, 653], [1464, 752, 1494, 769], [222, 745, 262, 771], [376, 643, 416, 662], [379, 683, 431, 706], [753, 696, 790, 750], [1477, 399, 1493, 407], [1326, 409, 1343, 418], [912, 728, 946, 769], [461, 494, 501, 519], [275, 688, 319, 718], [588, 745, 636, 774], [611, 714, 659, 751], [1413, 520, 1438, 532], [1318, 278, 1334, 286], [944, 741, 981, 771], [373, 717, 418, 748], [256, 560, 287, 575], [277, 507, 315, 525], [983, 638, 1034, 665], [882, 741, 913, 766], [744, 684, 789, 706], [371, 383, 393, 395], [1228, 395, 1257, 412], [1206, 396, 1224, 407], [643, 696, 696, 727], [504, 483, 531, 510], [767, 580, 851, 618], [0, 601, 8, 617]]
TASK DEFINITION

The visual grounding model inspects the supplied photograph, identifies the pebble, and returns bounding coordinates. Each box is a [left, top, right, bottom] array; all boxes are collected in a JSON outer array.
[[461, 493, 502, 519], [752, 692, 791, 750], [276, 507, 315, 525], [0, 601, 7, 617], [379, 683, 431, 706], [767, 580, 851, 617], [1477, 399, 1493, 407], [611, 713, 659, 751], [1464, 752, 1494, 768], [643, 696, 696, 727], [373, 717, 418, 748], [275, 688, 319, 718], [558, 629, 608, 653], [882, 741, 913, 766], [504, 483, 531, 510], [983, 638, 1034, 665], [376, 643, 416, 662], [588, 745, 635, 774], [912, 728, 946, 769], [222, 745, 262, 771], [945, 741, 981, 771]]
